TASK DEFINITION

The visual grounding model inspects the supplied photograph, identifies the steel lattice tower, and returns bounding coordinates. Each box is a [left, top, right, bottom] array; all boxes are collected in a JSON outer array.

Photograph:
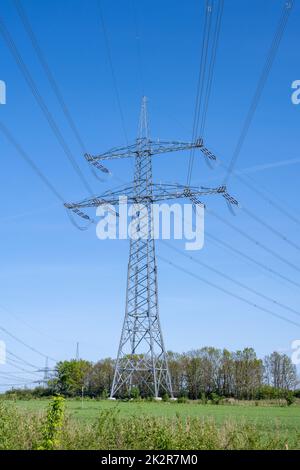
[[111, 97, 173, 398], [65, 96, 237, 398]]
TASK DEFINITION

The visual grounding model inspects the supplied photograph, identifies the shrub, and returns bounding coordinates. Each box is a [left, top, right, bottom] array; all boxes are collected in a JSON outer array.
[[38, 396, 65, 450], [177, 396, 188, 404], [285, 391, 295, 407], [210, 393, 221, 405], [129, 387, 140, 400]]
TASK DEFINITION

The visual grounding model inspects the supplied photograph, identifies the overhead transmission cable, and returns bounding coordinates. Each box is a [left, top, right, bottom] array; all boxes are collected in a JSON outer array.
[[185, 1, 295, 243], [159, 255, 300, 330], [240, 205, 300, 252], [0, 121, 113, 228], [0, 324, 57, 362], [97, 0, 129, 146], [0, 303, 66, 344], [0, 372, 37, 382], [0, 122, 65, 204], [231, 169, 300, 227], [187, 0, 214, 185], [0, 380, 37, 388], [14, 0, 86, 154], [223, 0, 294, 184], [187, 0, 224, 185], [199, 0, 224, 138], [6, 350, 39, 369], [161, 241, 300, 319], [206, 206, 300, 274], [13, 0, 103, 183], [189, 141, 300, 255], [187, 127, 300, 255], [0, 15, 95, 195], [206, 231, 300, 289], [5, 359, 41, 376], [161, 107, 300, 231]]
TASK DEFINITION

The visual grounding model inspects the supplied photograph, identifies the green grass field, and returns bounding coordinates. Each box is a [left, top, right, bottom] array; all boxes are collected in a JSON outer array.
[[1, 399, 300, 449], [12, 398, 300, 431]]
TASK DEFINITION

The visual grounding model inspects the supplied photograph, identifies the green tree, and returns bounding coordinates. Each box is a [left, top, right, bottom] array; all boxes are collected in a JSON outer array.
[[88, 358, 114, 397], [51, 360, 92, 397], [264, 352, 297, 391]]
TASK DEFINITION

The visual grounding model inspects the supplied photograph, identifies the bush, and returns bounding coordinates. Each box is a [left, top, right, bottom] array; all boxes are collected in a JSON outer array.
[[129, 387, 141, 400], [38, 396, 65, 450], [0, 401, 42, 449], [177, 396, 188, 404], [210, 393, 221, 405], [285, 391, 295, 407]]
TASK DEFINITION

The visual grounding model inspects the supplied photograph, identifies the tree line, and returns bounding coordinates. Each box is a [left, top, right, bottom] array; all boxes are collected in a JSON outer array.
[[46, 348, 299, 400], [3, 347, 299, 400]]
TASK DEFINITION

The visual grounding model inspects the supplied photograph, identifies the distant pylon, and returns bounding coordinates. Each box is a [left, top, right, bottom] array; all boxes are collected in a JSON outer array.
[[76, 342, 80, 361], [43, 356, 49, 387]]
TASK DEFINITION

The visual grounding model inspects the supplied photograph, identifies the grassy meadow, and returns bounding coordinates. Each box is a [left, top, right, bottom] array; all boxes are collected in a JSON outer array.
[[0, 398, 299, 450]]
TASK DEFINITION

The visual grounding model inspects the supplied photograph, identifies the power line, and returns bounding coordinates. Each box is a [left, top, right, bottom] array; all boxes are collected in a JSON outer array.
[[13, 0, 104, 184], [187, 0, 213, 185], [5, 359, 41, 376], [159, 255, 300, 330], [0, 302, 66, 344], [0, 122, 65, 203], [156, 105, 300, 231], [232, 170, 300, 227], [189, 136, 300, 256], [0, 121, 100, 229], [206, 231, 300, 290], [190, 142, 300, 255], [207, 206, 300, 274], [213, 157, 300, 250], [0, 324, 57, 362], [0, 14, 94, 195], [0, 381, 37, 388], [13, 0, 86, 153], [241, 206, 300, 252], [0, 118, 115, 232], [6, 350, 39, 369], [0, 372, 38, 382], [97, 0, 129, 145], [223, 0, 294, 184], [161, 241, 300, 319], [199, 0, 224, 138]]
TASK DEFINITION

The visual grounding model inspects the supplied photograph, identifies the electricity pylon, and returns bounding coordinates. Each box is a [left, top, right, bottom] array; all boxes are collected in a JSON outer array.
[[36, 356, 50, 388], [65, 97, 237, 398]]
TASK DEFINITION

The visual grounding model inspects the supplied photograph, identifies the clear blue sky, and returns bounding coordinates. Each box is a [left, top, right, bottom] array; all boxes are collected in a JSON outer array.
[[0, 0, 299, 384]]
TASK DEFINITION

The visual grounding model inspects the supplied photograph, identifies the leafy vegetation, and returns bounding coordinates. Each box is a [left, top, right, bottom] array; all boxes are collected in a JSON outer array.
[[2, 347, 297, 402], [0, 398, 300, 450], [38, 396, 65, 450]]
